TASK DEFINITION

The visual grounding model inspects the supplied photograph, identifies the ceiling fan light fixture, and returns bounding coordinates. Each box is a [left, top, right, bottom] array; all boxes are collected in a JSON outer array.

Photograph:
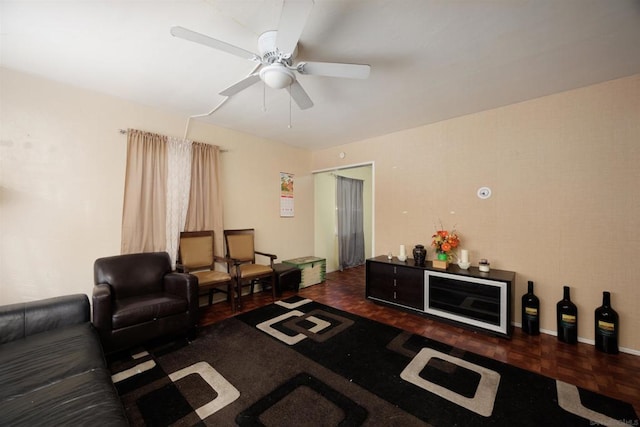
[[259, 64, 295, 89]]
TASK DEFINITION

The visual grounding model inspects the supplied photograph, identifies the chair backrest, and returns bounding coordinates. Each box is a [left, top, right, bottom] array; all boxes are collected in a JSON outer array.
[[179, 231, 215, 270], [94, 252, 170, 300], [224, 229, 256, 263]]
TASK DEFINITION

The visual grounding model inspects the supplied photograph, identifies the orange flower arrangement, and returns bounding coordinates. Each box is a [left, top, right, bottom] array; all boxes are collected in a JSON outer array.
[[431, 226, 460, 260]]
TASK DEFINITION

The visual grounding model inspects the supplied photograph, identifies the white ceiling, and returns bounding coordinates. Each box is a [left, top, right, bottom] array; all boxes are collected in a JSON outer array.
[[2, 0, 640, 150]]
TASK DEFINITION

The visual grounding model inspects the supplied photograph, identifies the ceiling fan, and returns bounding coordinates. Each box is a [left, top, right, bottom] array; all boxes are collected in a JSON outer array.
[[170, 0, 371, 110]]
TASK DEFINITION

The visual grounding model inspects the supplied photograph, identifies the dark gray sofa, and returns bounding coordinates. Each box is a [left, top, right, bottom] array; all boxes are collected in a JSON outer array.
[[0, 294, 128, 426]]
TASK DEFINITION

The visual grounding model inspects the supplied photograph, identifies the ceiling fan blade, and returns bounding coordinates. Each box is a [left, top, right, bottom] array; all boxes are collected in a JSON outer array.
[[287, 81, 314, 110], [276, 0, 314, 54], [170, 26, 259, 62], [298, 61, 371, 79], [219, 73, 261, 97]]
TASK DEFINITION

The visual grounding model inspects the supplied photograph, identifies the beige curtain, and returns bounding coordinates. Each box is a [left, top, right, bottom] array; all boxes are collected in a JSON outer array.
[[121, 129, 167, 254], [185, 142, 224, 259], [121, 130, 224, 261]]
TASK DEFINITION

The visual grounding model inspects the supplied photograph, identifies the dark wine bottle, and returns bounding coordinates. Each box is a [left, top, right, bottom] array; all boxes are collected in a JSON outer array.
[[557, 285, 578, 344], [594, 291, 619, 354], [521, 281, 540, 335]]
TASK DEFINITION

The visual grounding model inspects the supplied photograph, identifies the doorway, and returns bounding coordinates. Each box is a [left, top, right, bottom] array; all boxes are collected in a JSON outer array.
[[313, 163, 374, 273]]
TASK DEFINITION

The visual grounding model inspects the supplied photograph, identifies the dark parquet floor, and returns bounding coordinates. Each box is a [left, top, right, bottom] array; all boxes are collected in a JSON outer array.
[[199, 265, 640, 416]]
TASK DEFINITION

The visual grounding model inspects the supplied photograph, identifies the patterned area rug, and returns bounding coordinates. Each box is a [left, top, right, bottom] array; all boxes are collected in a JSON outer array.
[[108, 296, 638, 426]]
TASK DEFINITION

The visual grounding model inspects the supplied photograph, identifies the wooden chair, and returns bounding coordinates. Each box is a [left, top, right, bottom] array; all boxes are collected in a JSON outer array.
[[177, 230, 236, 311], [224, 229, 277, 309]]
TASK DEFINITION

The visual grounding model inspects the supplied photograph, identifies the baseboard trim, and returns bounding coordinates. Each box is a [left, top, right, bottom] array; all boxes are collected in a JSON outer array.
[[511, 321, 639, 356]]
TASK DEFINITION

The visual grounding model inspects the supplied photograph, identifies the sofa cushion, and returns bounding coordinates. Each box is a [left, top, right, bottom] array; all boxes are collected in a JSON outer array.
[[0, 322, 105, 401], [0, 368, 128, 426], [112, 293, 188, 330]]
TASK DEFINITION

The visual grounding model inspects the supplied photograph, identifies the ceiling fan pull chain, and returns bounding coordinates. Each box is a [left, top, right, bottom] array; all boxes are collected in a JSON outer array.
[[262, 81, 267, 113]]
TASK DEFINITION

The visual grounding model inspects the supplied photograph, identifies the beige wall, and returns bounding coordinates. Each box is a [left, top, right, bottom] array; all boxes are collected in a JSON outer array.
[[0, 68, 314, 305], [312, 74, 640, 353], [2, 66, 639, 352]]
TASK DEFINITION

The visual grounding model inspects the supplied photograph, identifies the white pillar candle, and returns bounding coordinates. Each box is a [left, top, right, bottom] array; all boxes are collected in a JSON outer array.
[[399, 245, 406, 257], [460, 249, 469, 263]]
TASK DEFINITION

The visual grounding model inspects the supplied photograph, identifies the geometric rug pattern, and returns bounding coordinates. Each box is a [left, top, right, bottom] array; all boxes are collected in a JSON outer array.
[[108, 296, 639, 426]]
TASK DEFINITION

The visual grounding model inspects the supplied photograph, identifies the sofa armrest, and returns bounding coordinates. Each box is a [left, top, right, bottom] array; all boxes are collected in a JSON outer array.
[[92, 283, 113, 333], [0, 294, 90, 345]]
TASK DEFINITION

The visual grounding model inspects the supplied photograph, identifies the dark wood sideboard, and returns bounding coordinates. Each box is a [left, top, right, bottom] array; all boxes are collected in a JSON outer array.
[[365, 255, 516, 338]]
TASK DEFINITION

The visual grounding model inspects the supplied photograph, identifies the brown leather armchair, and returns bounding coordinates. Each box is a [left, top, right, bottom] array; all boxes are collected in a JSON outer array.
[[92, 252, 199, 354]]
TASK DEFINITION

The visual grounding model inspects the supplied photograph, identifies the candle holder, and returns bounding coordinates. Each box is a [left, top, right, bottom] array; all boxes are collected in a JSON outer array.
[[479, 259, 490, 272], [460, 249, 469, 264], [457, 261, 470, 269], [398, 245, 407, 262]]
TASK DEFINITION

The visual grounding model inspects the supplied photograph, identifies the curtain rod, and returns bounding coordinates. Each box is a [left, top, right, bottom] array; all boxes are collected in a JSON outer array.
[[117, 128, 228, 152]]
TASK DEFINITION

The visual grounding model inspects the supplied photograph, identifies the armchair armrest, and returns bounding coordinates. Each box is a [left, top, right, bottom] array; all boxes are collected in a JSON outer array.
[[213, 255, 233, 264], [227, 256, 246, 269], [211, 255, 232, 271], [92, 283, 113, 333], [0, 294, 90, 345], [255, 251, 278, 267], [164, 271, 198, 303], [178, 257, 232, 272], [164, 272, 199, 327]]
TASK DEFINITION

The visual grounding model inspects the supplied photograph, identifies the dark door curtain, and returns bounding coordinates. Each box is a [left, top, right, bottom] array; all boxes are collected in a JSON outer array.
[[337, 176, 365, 270]]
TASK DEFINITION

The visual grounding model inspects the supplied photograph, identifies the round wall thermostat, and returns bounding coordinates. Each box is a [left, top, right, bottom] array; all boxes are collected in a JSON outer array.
[[477, 187, 492, 199], [339, 152, 346, 159]]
